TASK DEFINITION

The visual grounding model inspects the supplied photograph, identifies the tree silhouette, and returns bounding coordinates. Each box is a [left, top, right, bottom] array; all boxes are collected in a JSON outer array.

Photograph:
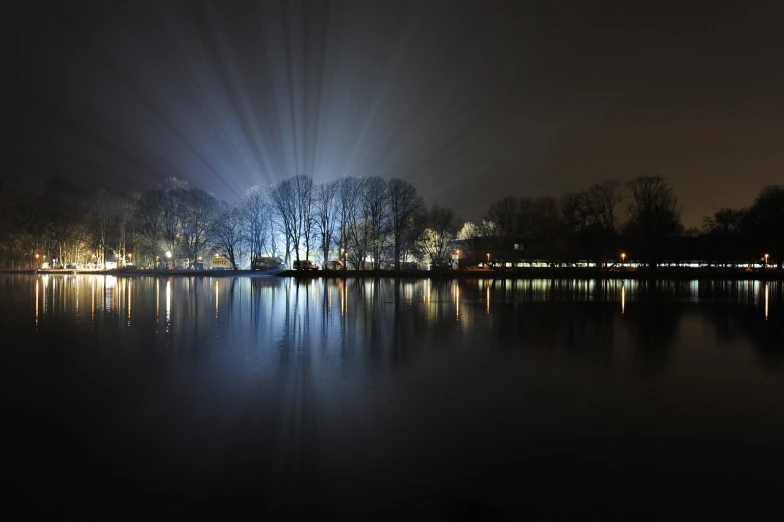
[[626, 176, 681, 271]]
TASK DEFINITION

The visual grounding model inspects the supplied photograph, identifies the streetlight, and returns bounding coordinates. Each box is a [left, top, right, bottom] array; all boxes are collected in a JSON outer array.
[[620, 252, 626, 267], [764, 253, 769, 268], [486, 252, 490, 268]]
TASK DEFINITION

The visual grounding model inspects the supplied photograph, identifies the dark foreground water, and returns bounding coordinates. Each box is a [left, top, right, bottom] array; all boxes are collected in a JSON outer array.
[[1, 274, 783, 518]]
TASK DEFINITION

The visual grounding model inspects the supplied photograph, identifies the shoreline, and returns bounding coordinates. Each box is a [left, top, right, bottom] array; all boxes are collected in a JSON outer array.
[[1, 267, 782, 281]]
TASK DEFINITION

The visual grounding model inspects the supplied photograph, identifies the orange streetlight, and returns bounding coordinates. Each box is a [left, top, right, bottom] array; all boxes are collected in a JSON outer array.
[[620, 252, 626, 266], [764, 253, 769, 267]]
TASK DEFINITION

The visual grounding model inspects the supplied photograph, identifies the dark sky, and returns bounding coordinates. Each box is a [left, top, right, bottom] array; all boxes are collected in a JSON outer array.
[[4, 1, 784, 226]]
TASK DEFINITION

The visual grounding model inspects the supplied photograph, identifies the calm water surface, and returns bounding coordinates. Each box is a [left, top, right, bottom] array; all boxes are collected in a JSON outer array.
[[2, 274, 783, 518]]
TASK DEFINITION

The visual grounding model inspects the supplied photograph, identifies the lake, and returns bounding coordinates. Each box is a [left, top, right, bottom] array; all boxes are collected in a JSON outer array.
[[1, 274, 783, 518]]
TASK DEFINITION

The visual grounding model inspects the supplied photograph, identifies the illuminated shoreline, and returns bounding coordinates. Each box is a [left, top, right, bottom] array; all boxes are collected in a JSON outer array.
[[3, 267, 783, 281]]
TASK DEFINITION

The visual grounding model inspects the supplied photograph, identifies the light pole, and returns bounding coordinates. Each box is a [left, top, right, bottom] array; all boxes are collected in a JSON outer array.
[[620, 252, 626, 267], [165, 251, 172, 270], [764, 253, 769, 268], [486, 252, 490, 268]]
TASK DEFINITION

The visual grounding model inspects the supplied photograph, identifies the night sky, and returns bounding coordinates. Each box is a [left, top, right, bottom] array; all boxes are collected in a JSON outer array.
[[4, 1, 784, 226]]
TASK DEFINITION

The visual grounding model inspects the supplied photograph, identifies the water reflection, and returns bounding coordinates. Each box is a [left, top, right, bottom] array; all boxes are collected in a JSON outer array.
[[3, 275, 783, 373], [3, 274, 784, 516]]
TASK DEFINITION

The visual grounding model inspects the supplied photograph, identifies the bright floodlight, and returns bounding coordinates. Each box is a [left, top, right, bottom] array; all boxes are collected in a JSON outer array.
[[165, 251, 172, 259]]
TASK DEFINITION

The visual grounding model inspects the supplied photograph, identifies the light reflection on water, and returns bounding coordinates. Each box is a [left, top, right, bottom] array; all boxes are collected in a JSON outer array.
[[2, 274, 784, 516], [10, 274, 781, 379], [12, 275, 781, 333]]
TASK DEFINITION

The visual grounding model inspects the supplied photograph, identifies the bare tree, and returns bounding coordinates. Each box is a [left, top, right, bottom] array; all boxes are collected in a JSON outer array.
[[114, 195, 135, 264], [415, 205, 460, 270], [314, 180, 338, 264], [297, 176, 316, 261], [89, 187, 116, 265], [159, 177, 189, 259], [703, 208, 744, 236], [362, 177, 390, 269], [211, 202, 244, 269], [181, 188, 218, 268], [530, 197, 562, 242], [133, 190, 165, 267], [242, 185, 272, 263], [626, 176, 681, 270], [387, 178, 423, 270], [484, 195, 519, 236], [336, 177, 365, 269], [271, 178, 296, 265], [586, 178, 625, 232], [559, 191, 588, 234], [271, 175, 315, 267], [745, 186, 784, 270]]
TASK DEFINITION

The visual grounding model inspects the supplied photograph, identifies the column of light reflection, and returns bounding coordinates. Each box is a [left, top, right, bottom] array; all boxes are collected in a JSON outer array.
[[455, 283, 460, 321], [127, 279, 132, 327], [621, 285, 626, 315], [42, 275, 49, 317], [35, 278, 39, 327], [107, 275, 116, 313], [340, 279, 347, 317], [764, 282, 769, 320], [156, 278, 160, 324], [215, 280, 219, 319], [166, 279, 172, 332], [486, 284, 490, 315]]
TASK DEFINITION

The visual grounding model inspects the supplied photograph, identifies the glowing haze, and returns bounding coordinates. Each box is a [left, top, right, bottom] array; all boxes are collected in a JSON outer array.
[[4, 1, 784, 225]]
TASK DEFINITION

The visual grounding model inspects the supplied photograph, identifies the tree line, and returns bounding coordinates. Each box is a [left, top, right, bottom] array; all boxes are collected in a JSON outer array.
[[0, 175, 781, 271], [461, 177, 784, 271], [0, 175, 459, 270]]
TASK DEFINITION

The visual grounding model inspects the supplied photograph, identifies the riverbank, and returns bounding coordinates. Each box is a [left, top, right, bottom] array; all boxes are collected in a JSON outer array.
[[289, 268, 784, 281], [2, 266, 782, 280]]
